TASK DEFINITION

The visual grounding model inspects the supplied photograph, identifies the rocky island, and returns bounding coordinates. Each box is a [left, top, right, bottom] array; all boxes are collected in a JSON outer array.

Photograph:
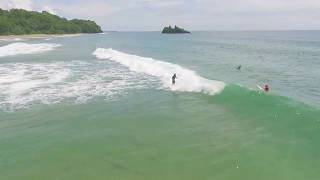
[[162, 25, 190, 34], [0, 9, 102, 35]]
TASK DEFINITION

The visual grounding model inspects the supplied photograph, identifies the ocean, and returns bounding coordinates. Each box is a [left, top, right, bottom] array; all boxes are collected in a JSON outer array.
[[0, 31, 320, 179]]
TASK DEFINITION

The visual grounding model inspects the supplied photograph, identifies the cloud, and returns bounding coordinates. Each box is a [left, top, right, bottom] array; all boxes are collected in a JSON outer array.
[[0, 0, 34, 10], [8, 0, 34, 10], [1, 0, 320, 30], [193, 0, 320, 13], [0, 0, 57, 15], [48, 1, 118, 18], [136, 0, 184, 7], [41, 6, 57, 15]]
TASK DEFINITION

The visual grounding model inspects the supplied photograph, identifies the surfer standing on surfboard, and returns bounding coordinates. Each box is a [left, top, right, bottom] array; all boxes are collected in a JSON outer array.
[[172, 73, 177, 85]]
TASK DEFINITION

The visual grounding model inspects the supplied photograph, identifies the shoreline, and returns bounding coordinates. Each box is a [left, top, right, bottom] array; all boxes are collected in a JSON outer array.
[[0, 33, 84, 41]]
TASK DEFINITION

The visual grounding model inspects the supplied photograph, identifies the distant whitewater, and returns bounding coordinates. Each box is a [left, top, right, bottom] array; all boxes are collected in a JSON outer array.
[[0, 37, 25, 42], [93, 48, 225, 95], [0, 42, 61, 57]]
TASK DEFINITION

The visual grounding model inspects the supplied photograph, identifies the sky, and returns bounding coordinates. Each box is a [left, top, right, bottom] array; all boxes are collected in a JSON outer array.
[[1, 0, 320, 31]]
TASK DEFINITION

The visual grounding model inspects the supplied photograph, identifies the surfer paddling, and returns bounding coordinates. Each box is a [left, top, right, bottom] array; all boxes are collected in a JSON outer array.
[[172, 73, 177, 85], [263, 84, 269, 92], [258, 84, 270, 92]]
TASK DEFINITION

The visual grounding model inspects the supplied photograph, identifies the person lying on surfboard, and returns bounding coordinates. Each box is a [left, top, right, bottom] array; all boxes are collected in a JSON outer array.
[[257, 84, 270, 92], [172, 73, 177, 85], [264, 84, 269, 92]]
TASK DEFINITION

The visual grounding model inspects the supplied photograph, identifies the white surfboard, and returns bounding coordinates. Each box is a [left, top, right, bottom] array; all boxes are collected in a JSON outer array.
[[257, 85, 264, 91]]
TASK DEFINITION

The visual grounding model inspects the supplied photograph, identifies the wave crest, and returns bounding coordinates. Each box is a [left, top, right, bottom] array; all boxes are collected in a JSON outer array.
[[93, 48, 225, 95], [0, 42, 61, 57]]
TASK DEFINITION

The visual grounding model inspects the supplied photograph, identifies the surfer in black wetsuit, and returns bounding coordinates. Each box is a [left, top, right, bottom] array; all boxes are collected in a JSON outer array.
[[172, 73, 177, 85], [237, 65, 241, 70]]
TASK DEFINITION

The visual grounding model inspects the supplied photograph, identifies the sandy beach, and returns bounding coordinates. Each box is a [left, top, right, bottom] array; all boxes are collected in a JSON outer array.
[[0, 34, 83, 41]]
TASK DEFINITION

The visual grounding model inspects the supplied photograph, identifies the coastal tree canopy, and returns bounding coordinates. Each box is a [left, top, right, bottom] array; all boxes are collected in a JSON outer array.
[[0, 9, 102, 35]]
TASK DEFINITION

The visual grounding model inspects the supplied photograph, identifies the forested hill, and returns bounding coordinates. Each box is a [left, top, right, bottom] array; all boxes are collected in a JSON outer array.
[[0, 9, 103, 35]]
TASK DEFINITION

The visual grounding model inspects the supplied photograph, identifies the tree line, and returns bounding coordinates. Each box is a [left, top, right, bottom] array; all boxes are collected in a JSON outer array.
[[0, 9, 103, 35]]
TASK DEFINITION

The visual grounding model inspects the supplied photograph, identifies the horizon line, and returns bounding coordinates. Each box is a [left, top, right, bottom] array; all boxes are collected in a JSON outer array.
[[103, 29, 320, 32]]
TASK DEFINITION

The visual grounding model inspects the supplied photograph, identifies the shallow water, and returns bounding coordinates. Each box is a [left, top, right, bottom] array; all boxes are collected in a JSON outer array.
[[0, 31, 320, 180]]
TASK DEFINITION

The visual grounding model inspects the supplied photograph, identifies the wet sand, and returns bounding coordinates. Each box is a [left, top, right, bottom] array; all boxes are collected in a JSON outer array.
[[0, 34, 83, 41]]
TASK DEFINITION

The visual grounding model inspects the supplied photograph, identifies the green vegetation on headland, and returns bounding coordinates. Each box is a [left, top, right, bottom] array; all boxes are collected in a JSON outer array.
[[162, 25, 190, 34], [0, 9, 102, 35]]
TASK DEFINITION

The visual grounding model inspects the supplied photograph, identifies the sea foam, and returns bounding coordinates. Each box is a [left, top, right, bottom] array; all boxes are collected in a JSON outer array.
[[93, 48, 225, 95], [0, 61, 150, 111], [0, 42, 61, 57], [0, 37, 25, 42]]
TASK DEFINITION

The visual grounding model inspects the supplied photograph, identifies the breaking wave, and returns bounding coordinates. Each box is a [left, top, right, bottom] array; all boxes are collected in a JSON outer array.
[[0, 42, 61, 58], [93, 48, 225, 95]]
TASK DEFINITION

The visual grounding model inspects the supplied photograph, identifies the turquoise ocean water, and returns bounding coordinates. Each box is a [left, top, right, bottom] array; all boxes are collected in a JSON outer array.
[[0, 31, 320, 179]]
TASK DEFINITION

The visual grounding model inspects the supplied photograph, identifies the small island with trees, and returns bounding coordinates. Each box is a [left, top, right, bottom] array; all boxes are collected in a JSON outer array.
[[162, 25, 190, 34], [0, 9, 102, 35]]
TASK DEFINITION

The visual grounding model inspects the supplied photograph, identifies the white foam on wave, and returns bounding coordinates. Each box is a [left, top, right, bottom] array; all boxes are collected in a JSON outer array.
[[0, 61, 151, 111], [0, 42, 61, 58], [93, 48, 225, 95], [0, 37, 25, 42]]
